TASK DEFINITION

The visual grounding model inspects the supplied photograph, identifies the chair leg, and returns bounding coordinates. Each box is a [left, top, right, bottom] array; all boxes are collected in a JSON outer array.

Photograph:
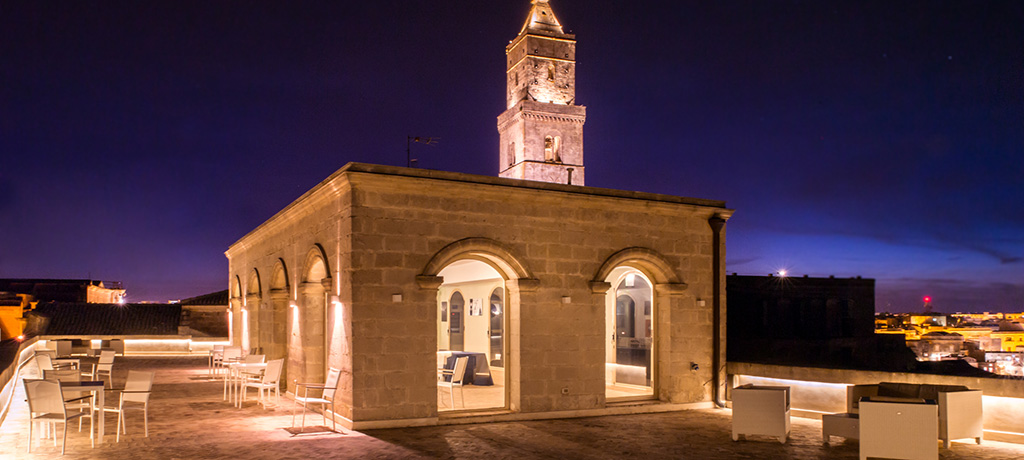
[[61, 422, 67, 455], [27, 418, 32, 453], [144, 403, 149, 437]]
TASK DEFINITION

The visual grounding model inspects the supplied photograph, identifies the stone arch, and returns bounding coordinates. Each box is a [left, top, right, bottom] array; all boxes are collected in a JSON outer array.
[[591, 247, 684, 288], [231, 275, 242, 299], [420, 237, 533, 281], [302, 244, 331, 283], [247, 269, 261, 296], [267, 258, 291, 387], [594, 247, 686, 402], [245, 269, 262, 354], [271, 259, 290, 290], [230, 275, 243, 347], [296, 244, 331, 392], [421, 237, 534, 414]]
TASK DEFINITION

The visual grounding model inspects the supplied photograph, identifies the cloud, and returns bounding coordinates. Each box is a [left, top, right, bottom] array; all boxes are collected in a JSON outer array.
[[726, 257, 759, 266]]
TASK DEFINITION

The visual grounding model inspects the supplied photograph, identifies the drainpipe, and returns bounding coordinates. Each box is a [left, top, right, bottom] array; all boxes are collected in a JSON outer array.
[[708, 214, 727, 408]]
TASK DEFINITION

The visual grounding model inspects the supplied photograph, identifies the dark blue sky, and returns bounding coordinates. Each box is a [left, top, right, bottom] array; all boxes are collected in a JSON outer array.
[[2, 1, 1022, 312]]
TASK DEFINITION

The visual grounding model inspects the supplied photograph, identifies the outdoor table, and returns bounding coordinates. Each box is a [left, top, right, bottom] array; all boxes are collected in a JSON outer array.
[[443, 352, 493, 386], [226, 362, 267, 407], [61, 380, 106, 444]]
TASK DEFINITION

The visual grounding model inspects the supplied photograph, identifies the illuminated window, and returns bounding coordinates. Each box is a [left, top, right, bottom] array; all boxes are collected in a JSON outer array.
[[548, 63, 555, 81], [544, 136, 561, 162]]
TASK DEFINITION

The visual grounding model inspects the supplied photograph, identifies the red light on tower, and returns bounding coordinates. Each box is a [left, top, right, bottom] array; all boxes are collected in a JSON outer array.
[[923, 296, 932, 303]]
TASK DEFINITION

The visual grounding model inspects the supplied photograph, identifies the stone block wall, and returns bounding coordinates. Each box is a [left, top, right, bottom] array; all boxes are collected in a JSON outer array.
[[227, 163, 730, 426]]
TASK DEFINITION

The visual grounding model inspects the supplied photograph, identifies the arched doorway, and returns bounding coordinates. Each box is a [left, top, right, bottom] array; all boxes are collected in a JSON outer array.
[[605, 267, 654, 398], [436, 259, 504, 411], [594, 247, 683, 401]]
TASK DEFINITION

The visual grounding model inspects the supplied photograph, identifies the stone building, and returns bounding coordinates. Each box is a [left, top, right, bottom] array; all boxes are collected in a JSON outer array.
[[225, 0, 732, 429]]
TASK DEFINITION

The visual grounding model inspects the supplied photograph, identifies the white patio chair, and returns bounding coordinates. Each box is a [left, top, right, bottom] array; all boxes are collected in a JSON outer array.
[[242, 358, 284, 408], [438, 356, 469, 409], [23, 379, 94, 454], [82, 350, 115, 387], [102, 370, 154, 442], [44, 369, 95, 432], [293, 367, 342, 433], [209, 345, 225, 376], [217, 346, 242, 375]]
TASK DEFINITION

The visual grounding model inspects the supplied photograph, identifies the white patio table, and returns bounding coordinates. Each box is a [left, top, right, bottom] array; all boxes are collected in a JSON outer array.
[[61, 380, 106, 444]]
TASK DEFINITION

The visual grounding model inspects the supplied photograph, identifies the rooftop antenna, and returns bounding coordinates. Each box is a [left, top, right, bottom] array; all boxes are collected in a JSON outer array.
[[407, 136, 439, 168]]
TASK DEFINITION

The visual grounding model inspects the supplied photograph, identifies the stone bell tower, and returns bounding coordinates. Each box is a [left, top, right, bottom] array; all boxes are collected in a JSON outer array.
[[498, 0, 586, 185]]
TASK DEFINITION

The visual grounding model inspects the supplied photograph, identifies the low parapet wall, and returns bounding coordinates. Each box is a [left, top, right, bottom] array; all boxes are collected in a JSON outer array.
[[0, 337, 38, 428], [729, 361, 1024, 443], [38, 335, 229, 355]]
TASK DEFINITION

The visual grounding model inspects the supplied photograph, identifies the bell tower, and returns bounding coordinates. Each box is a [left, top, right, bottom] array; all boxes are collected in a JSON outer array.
[[498, 0, 586, 185]]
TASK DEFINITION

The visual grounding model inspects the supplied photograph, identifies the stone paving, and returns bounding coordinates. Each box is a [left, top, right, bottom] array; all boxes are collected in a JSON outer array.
[[2, 356, 1024, 459]]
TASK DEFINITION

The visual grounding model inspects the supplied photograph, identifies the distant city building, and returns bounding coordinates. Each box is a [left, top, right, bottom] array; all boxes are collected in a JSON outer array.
[[0, 278, 126, 340], [726, 274, 914, 370], [0, 278, 126, 304], [177, 289, 229, 338], [874, 311, 1024, 375]]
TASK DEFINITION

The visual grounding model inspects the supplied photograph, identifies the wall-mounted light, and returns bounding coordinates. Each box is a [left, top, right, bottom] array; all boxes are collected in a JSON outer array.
[[697, 299, 706, 307], [330, 295, 341, 306], [289, 301, 298, 309], [392, 294, 403, 303], [561, 296, 571, 304]]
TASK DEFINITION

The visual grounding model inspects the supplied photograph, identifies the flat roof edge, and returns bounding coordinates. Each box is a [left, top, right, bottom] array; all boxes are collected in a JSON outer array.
[[227, 162, 732, 255]]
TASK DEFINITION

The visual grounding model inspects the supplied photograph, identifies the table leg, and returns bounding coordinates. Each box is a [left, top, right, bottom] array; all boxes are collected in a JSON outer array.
[[95, 387, 105, 445]]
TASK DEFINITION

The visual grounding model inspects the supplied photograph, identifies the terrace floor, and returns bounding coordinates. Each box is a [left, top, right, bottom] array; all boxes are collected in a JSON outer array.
[[2, 356, 1024, 459]]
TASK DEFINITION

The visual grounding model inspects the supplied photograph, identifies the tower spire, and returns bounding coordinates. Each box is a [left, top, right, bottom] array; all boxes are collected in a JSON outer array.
[[520, 0, 564, 35]]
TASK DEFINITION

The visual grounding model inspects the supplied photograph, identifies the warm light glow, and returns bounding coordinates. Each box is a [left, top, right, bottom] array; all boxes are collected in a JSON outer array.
[[289, 301, 298, 309], [16, 335, 24, 341], [778, 269, 788, 277], [625, 273, 636, 287]]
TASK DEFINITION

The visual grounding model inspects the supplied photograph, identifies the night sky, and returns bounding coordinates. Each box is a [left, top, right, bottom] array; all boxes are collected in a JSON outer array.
[[2, 1, 1022, 312]]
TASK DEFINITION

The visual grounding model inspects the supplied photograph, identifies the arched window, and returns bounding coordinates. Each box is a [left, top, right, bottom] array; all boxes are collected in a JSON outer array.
[[544, 136, 561, 162], [547, 62, 555, 81], [508, 142, 516, 166]]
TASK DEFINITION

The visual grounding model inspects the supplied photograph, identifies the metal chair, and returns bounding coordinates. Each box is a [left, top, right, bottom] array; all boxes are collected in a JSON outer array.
[[293, 367, 342, 433], [242, 358, 284, 408], [102, 370, 154, 442], [438, 356, 469, 409], [82, 350, 115, 387], [23, 379, 94, 454]]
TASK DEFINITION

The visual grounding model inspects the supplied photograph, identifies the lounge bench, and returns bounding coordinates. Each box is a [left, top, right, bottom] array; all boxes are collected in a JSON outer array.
[[825, 382, 983, 448]]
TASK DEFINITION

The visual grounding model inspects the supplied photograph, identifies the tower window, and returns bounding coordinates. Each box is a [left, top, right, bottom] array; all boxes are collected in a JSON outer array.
[[508, 142, 516, 166], [544, 136, 561, 163], [548, 63, 555, 81]]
